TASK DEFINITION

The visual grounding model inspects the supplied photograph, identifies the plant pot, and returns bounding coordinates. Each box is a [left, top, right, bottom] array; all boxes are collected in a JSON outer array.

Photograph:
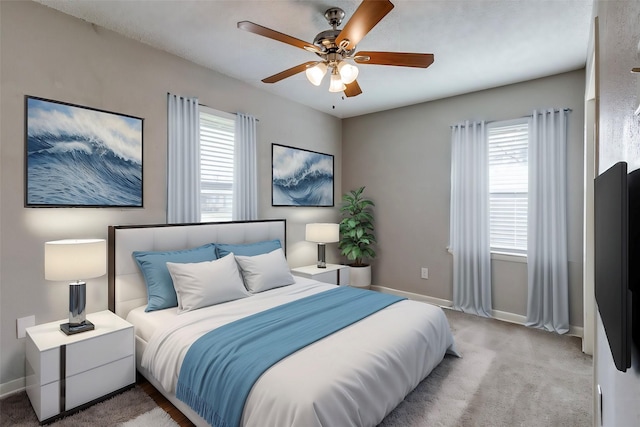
[[349, 265, 371, 289]]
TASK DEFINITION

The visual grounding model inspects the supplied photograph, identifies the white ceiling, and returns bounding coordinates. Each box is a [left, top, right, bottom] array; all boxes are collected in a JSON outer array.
[[34, 0, 594, 119]]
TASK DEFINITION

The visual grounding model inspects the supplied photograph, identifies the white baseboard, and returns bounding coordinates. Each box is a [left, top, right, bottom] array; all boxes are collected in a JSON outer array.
[[567, 325, 584, 339], [0, 376, 25, 399], [371, 286, 453, 308], [372, 285, 584, 338]]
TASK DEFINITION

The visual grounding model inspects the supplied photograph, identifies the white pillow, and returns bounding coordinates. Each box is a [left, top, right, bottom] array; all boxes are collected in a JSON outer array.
[[166, 253, 250, 314], [235, 248, 295, 293]]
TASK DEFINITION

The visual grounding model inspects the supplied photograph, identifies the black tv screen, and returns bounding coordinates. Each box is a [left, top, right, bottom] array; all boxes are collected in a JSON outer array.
[[594, 161, 631, 372], [628, 167, 640, 345]]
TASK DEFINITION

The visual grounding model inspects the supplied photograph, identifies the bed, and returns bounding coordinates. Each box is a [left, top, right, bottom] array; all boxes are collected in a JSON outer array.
[[108, 219, 457, 427]]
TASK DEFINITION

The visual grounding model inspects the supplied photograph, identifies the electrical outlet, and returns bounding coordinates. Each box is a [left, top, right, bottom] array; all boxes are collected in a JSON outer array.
[[17, 315, 35, 339], [421, 267, 429, 279]]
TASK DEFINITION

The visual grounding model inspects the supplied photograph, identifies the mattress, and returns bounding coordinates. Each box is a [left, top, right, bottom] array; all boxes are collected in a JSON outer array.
[[129, 277, 457, 426], [127, 305, 178, 343]]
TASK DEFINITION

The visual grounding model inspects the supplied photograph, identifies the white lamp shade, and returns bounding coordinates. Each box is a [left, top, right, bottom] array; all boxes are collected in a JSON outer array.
[[305, 62, 328, 86], [338, 61, 359, 84], [306, 223, 340, 243], [329, 72, 347, 93], [45, 239, 107, 281]]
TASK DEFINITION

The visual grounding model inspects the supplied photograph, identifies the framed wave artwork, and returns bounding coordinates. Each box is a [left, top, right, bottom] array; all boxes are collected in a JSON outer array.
[[25, 96, 143, 207], [272, 144, 334, 207]]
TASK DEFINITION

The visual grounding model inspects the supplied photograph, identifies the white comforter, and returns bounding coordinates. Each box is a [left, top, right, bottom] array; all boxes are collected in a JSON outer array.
[[141, 278, 457, 427]]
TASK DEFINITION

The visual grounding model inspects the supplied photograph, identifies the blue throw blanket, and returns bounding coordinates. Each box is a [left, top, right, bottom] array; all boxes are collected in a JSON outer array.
[[176, 286, 406, 427]]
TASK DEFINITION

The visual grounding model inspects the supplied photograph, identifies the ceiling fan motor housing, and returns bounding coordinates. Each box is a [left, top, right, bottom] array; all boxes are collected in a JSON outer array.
[[315, 7, 357, 58], [313, 29, 341, 51], [324, 7, 345, 28]]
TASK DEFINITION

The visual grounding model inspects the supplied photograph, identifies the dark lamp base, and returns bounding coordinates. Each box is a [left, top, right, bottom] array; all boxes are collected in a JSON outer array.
[[60, 320, 94, 335], [317, 243, 327, 268]]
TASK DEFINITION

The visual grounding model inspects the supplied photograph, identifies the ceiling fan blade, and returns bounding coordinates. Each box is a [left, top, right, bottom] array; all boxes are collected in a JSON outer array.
[[335, 0, 394, 51], [354, 51, 434, 68], [238, 21, 320, 53], [262, 61, 319, 84], [344, 80, 363, 97]]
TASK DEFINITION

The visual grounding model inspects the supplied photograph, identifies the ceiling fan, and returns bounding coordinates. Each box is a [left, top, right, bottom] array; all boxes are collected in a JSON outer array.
[[237, 0, 434, 98]]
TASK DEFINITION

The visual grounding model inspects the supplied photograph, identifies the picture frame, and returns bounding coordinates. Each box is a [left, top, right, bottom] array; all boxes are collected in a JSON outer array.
[[25, 96, 143, 207], [272, 144, 334, 207]]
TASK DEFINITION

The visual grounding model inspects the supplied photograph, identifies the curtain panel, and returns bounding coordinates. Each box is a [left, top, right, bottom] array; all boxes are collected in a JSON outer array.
[[233, 113, 258, 221], [167, 93, 200, 224], [450, 121, 492, 317], [526, 108, 570, 334]]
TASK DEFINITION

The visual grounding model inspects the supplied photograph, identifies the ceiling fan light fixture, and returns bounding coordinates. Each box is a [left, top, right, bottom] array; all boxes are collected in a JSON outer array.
[[337, 61, 359, 84], [239, 0, 433, 99], [305, 63, 328, 86], [329, 71, 346, 92]]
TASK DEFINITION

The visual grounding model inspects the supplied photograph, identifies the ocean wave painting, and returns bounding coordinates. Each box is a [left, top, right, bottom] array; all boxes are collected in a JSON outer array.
[[26, 97, 143, 207], [272, 144, 334, 207]]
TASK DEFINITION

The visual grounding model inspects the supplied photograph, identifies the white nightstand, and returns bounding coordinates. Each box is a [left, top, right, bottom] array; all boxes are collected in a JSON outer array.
[[291, 264, 350, 286], [25, 310, 135, 423]]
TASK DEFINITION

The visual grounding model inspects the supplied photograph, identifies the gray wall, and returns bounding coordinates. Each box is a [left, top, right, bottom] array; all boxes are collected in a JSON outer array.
[[0, 1, 341, 389], [592, 1, 640, 426], [342, 70, 586, 327]]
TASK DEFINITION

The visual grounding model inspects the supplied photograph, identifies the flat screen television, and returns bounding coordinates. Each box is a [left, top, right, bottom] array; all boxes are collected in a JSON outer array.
[[594, 161, 635, 372]]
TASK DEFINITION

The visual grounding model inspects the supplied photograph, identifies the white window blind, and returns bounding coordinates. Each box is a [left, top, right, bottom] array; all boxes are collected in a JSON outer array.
[[199, 108, 235, 222], [488, 119, 529, 254]]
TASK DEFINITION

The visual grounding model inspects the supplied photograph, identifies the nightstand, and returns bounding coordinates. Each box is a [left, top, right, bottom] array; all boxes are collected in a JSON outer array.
[[25, 310, 135, 423], [291, 264, 350, 285]]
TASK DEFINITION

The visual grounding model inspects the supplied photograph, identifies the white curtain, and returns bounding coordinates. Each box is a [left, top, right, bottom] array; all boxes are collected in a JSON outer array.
[[450, 121, 492, 317], [167, 93, 200, 224], [233, 113, 258, 221], [526, 109, 569, 333]]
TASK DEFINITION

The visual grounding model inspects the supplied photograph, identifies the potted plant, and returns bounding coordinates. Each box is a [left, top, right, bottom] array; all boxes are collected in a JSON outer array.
[[338, 186, 376, 289]]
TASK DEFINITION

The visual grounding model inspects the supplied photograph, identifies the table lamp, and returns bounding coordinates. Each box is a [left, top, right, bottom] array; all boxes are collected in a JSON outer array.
[[45, 239, 107, 335], [305, 223, 339, 268]]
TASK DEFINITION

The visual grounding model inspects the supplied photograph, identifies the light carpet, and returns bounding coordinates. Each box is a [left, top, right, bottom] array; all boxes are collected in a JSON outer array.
[[0, 308, 592, 427], [0, 385, 169, 427], [380, 308, 593, 427], [380, 339, 495, 426], [120, 407, 178, 427]]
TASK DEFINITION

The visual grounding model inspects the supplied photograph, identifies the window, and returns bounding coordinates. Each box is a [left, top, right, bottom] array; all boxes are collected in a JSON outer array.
[[199, 107, 235, 222], [488, 119, 529, 254]]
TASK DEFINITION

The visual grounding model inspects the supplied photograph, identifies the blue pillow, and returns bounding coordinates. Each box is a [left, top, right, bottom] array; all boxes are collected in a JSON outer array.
[[216, 239, 282, 258], [133, 243, 217, 312]]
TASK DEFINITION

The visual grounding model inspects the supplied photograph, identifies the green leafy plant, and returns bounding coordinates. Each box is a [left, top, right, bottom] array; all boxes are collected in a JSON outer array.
[[338, 186, 376, 267]]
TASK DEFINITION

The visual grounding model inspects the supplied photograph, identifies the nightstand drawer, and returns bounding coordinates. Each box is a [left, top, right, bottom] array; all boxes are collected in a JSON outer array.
[[309, 269, 340, 284], [25, 377, 59, 421], [66, 328, 133, 377], [26, 335, 60, 385], [66, 355, 135, 410]]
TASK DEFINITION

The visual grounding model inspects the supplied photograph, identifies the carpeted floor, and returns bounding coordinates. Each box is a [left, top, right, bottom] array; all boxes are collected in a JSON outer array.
[[0, 385, 160, 427], [0, 308, 592, 427], [381, 308, 593, 427]]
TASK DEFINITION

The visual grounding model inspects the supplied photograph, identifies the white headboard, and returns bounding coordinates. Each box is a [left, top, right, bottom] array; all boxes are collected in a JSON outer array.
[[108, 219, 287, 319]]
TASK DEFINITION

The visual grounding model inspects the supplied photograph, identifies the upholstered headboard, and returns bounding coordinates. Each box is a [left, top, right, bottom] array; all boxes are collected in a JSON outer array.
[[108, 219, 287, 319]]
